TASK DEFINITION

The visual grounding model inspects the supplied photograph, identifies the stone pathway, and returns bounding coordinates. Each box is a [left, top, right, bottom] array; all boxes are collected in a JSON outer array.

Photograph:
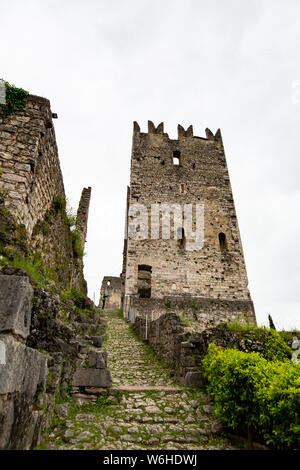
[[102, 310, 178, 387], [41, 309, 237, 450]]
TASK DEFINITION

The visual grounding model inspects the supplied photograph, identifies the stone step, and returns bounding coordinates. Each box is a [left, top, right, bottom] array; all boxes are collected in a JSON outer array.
[[116, 386, 184, 393]]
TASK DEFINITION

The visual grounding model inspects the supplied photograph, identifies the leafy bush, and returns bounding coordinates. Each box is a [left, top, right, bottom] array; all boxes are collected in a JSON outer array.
[[263, 330, 292, 361], [0, 80, 29, 119], [202, 344, 300, 450]]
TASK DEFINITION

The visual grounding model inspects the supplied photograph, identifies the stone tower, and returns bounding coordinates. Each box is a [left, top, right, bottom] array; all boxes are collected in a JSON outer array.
[[122, 121, 256, 329]]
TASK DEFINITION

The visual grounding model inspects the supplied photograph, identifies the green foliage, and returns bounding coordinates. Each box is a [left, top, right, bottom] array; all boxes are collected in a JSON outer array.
[[202, 344, 300, 450], [0, 252, 58, 290], [263, 330, 292, 361], [191, 298, 198, 321], [42, 221, 50, 236], [0, 80, 29, 119], [217, 321, 259, 332], [52, 194, 67, 213], [178, 314, 191, 327], [0, 167, 9, 203], [60, 287, 88, 309], [71, 230, 84, 258], [268, 314, 276, 330], [217, 322, 292, 361], [165, 299, 171, 309]]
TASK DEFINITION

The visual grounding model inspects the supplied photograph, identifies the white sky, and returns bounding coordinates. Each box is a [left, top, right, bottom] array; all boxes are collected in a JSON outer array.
[[1, 0, 300, 330]]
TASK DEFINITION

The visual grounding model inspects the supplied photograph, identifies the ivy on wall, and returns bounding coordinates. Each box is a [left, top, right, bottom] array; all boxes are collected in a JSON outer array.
[[0, 79, 29, 119]]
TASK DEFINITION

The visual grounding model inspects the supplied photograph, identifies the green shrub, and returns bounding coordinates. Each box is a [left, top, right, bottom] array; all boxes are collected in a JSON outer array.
[[263, 330, 292, 361], [0, 80, 29, 119], [202, 344, 300, 450]]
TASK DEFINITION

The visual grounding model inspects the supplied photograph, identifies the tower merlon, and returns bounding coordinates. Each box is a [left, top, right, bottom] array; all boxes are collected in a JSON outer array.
[[132, 121, 223, 143]]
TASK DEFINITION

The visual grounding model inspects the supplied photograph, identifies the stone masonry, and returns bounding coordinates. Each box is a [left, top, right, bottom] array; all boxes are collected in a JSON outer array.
[[122, 121, 256, 328], [76, 186, 92, 248], [0, 95, 64, 236], [100, 276, 122, 310]]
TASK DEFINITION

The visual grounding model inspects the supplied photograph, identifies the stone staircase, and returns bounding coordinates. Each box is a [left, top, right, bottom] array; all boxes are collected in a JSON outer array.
[[41, 310, 237, 450]]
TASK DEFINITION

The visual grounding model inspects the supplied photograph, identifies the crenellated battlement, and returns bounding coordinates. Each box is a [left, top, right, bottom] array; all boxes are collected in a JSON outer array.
[[133, 120, 223, 143]]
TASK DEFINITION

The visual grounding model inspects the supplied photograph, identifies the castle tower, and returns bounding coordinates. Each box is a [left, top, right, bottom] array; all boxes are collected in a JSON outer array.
[[122, 121, 256, 328]]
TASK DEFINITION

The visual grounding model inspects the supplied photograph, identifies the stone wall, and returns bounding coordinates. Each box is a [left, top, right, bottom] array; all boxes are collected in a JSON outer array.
[[129, 295, 255, 330], [0, 94, 92, 294], [0, 91, 111, 449], [0, 268, 111, 450], [123, 121, 256, 328], [133, 312, 296, 387], [100, 276, 122, 309], [0, 95, 64, 237]]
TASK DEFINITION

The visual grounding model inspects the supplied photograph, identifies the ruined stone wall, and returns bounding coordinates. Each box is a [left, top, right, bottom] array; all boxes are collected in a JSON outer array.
[[129, 295, 255, 330], [0, 268, 111, 450], [133, 312, 297, 387], [133, 312, 185, 371], [76, 186, 92, 248], [0, 95, 64, 237], [0, 94, 91, 294], [123, 121, 256, 327], [100, 276, 122, 309]]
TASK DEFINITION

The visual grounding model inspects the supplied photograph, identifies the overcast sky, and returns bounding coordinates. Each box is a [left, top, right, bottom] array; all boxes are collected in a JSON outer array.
[[1, 0, 300, 330]]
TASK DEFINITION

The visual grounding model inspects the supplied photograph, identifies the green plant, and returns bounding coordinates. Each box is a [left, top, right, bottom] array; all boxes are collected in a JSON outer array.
[[0, 167, 9, 204], [191, 298, 198, 321], [165, 299, 171, 309], [268, 314, 276, 330], [263, 330, 292, 361], [71, 230, 84, 258], [52, 194, 67, 213], [60, 287, 88, 309], [0, 253, 58, 290], [202, 344, 300, 450], [0, 79, 29, 119]]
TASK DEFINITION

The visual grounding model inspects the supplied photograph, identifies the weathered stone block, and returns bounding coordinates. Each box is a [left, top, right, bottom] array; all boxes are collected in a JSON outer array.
[[0, 335, 49, 395], [0, 275, 33, 339], [72, 368, 112, 388], [185, 371, 204, 388], [90, 335, 105, 347], [88, 350, 108, 369]]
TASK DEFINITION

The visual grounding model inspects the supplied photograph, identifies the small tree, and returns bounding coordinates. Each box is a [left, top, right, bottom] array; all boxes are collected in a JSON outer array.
[[268, 314, 276, 331]]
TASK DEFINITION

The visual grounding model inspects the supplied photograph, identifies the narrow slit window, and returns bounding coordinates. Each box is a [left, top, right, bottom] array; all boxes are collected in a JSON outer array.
[[218, 232, 227, 251], [180, 183, 185, 194], [177, 227, 186, 248]]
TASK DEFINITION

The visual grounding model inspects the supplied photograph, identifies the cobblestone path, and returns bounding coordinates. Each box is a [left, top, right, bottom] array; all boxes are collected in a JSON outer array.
[[102, 310, 178, 387], [42, 310, 237, 450]]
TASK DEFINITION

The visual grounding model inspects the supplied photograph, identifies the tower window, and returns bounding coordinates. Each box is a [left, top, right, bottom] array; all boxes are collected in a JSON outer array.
[[218, 232, 227, 251], [177, 227, 186, 248], [180, 183, 185, 194], [137, 265, 152, 298], [173, 150, 182, 166]]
